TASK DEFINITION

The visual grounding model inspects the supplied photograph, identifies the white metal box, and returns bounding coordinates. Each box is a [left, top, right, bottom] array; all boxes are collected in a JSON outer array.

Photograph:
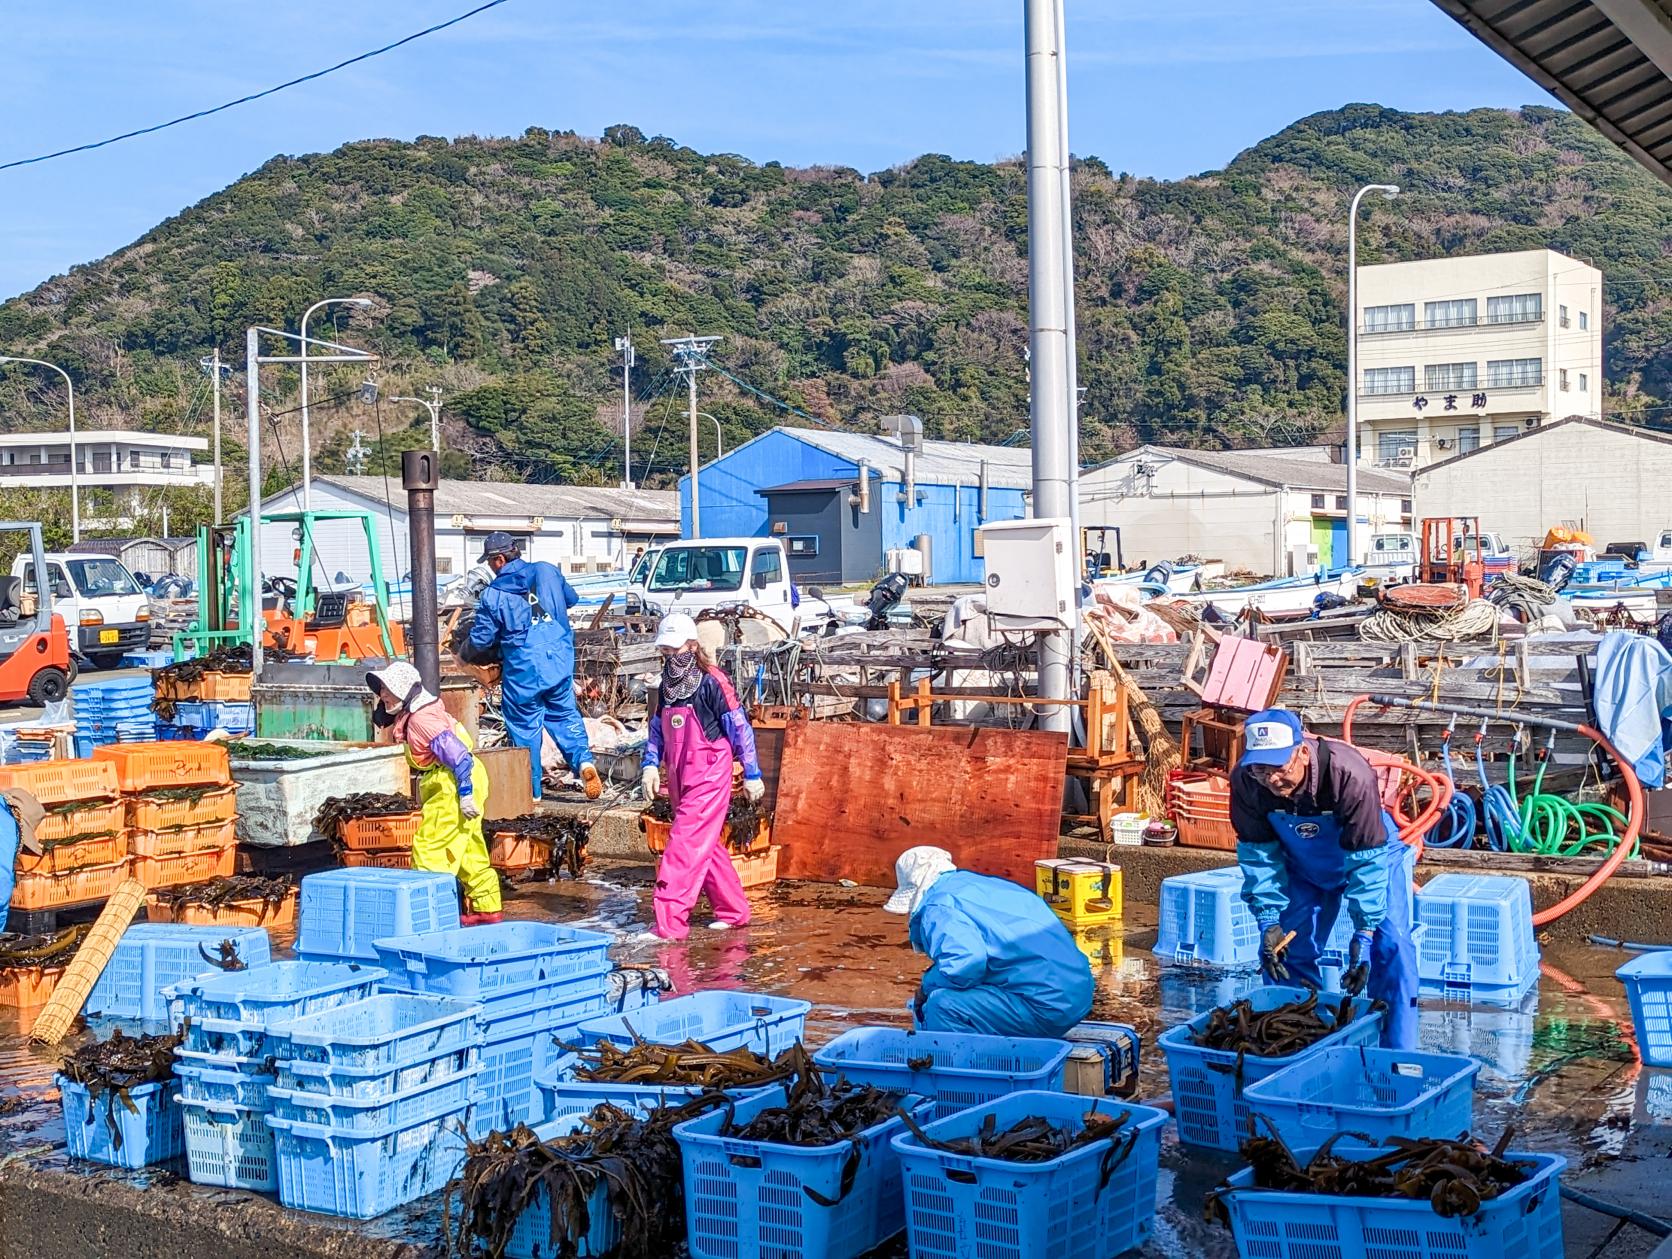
[[979, 516, 1074, 628]]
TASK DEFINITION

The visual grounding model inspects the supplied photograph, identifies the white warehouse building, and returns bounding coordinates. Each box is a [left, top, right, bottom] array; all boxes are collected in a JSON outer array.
[[1079, 446, 1411, 574], [252, 476, 679, 587]]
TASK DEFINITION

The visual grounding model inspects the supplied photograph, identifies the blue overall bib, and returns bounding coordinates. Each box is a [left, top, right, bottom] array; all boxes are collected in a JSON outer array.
[[0, 798, 20, 922], [1265, 805, 1419, 1050]]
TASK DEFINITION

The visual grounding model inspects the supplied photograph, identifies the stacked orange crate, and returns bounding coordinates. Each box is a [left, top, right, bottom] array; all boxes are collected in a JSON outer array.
[[94, 743, 237, 889], [0, 760, 130, 910]]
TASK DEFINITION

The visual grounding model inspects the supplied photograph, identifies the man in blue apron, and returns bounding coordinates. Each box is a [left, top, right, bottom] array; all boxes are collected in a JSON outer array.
[[1230, 708, 1418, 1049]]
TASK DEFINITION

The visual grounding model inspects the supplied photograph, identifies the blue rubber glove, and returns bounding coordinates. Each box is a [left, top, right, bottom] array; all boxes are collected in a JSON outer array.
[[1343, 928, 1375, 996]]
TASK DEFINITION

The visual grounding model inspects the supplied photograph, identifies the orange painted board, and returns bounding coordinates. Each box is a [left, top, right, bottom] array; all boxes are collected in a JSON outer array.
[[772, 723, 1068, 888]]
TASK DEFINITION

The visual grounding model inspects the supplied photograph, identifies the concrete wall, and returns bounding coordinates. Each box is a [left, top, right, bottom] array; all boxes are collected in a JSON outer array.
[[1414, 421, 1672, 556]]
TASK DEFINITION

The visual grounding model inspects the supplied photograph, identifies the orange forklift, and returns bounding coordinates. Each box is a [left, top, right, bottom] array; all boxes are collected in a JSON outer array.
[[0, 523, 76, 705], [1418, 516, 1514, 599]]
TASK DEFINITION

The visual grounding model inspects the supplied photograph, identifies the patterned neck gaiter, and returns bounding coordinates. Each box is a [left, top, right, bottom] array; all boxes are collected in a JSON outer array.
[[661, 649, 702, 703]]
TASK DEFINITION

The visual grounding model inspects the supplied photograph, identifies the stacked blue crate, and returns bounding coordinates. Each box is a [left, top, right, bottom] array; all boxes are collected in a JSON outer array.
[[71, 676, 158, 753], [86, 924, 271, 1021], [170, 700, 254, 737], [169, 960, 384, 1192], [263, 991, 485, 1218], [1415, 873, 1540, 1005], [370, 922, 614, 1137], [295, 869, 461, 963]]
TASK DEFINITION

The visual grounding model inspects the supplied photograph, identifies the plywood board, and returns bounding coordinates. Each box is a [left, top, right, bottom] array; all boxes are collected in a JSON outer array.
[[478, 745, 535, 821], [773, 723, 1068, 887]]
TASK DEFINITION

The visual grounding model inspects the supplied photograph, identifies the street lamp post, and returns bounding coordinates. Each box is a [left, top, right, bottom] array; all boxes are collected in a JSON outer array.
[[696, 411, 723, 460], [1346, 183, 1399, 566], [390, 387, 443, 450], [300, 297, 373, 509], [0, 356, 79, 541]]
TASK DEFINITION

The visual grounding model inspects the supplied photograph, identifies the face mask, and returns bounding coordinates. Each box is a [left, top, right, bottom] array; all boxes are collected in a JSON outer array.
[[372, 704, 397, 728]]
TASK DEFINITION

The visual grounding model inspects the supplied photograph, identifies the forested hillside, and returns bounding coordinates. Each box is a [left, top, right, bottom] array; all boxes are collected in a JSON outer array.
[[1, 103, 1668, 510]]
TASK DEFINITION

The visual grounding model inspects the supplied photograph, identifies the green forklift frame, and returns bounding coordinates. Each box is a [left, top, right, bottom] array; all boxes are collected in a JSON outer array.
[[176, 510, 399, 659]]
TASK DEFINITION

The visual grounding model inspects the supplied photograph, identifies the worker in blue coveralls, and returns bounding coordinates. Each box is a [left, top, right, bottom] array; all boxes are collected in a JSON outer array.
[[1230, 708, 1418, 1049], [468, 532, 602, 801], [884, 845, 1093, 1038]]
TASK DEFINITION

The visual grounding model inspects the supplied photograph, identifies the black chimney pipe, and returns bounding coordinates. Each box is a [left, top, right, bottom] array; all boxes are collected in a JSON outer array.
[[401, 450, 441, 693]]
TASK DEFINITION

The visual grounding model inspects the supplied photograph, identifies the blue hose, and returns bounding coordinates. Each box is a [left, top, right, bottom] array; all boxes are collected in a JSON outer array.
[[1426, 741, 1476, 848], [1476, 741, 1526, 852]]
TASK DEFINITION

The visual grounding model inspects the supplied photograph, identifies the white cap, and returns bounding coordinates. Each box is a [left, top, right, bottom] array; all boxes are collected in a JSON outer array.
[[654, 612, 700, 649], [883, 845, 957, 915]]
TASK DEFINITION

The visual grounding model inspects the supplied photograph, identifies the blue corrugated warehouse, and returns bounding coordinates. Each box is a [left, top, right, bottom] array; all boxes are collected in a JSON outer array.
[[677, 423, 1032, 585]]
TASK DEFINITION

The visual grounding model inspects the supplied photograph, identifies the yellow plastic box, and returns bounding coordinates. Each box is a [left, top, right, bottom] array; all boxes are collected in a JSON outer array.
[[1035, 858, 1122, 924]]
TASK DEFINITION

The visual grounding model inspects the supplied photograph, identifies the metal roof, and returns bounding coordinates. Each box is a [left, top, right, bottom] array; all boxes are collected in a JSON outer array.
[[1430, 0, 1672, 187], [304, 476, 679, 524], [770, 426, 1036, 489], [755, 477, 866, 495], [1414, 413, 1672, 472], [1095, 445, 1412, 495]]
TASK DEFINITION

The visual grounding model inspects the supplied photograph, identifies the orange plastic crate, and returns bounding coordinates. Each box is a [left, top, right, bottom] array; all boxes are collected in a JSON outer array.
[[10, 857, 133, 911], [1174, 811, 1238, 851], [15, 832, 128, 878], [34, 799, 126, 846], [157, 671, 252, 703], [731, 844, 781, 889], [133, 841, 237, 890], [639, 814, 768, 856], [0, 759, 119, 807], [93, 742, 230, 792], [339, 847, 412, 870], [0, 966, 65, 1010], [128, 818, 238, 859], [337, 812, 420, 852], [489, 832, 552, 870], [125, 784, 238, 831], [145, 888, 298, 929]]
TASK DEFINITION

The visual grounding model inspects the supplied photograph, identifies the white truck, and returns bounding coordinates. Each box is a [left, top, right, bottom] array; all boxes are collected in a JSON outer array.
[[624, 537, 864, 635], [12, 552, 150, 669]]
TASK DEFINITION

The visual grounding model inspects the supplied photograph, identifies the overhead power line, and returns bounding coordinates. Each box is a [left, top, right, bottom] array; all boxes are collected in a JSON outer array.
[[0, 0, 513, 172]]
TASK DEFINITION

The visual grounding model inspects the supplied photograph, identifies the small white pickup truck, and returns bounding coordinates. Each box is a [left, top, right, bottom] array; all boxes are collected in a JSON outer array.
[[13, 552, 150, 669]]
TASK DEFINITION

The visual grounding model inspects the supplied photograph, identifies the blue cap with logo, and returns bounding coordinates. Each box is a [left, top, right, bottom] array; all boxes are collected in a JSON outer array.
[[477, 530, 519, 562], [1239, 708, 1305, 767]]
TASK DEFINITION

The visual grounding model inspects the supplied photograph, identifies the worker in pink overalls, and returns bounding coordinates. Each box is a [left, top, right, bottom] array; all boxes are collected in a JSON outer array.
[[640, 614, 763, 940]]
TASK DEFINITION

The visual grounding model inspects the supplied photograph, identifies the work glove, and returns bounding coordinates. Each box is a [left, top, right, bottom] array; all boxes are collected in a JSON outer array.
[[641, 767, 660, 800], [1343, 929, 1376, 996], [458, 795, 480, 821], [911, 987, 928, 1027], [1259, 923, 1291, 984], [743, 776, 765, 804]]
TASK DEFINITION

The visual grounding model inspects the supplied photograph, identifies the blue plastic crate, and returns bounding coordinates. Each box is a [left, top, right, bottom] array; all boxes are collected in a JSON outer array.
[[178, 1097, 278, 1191], [171, 959, 385, 1053], [267, 1108, 470, 1219], [276, 1042, 480, 1100], [86, 925, 271, 1022], [172, 700, 254, 732], [674, 1084, 932, 1259], [1618, 951, 1672, 1068], [535, 1053, 773, 1129], [59, 1077, 184, 1169], [1215, 1146, 1565, 1259], [892, 1092, 1168, 1259], [1154, 866, 1259, 968], [1415, 873, 1540, 1003], [173, 1053, 276, 1109], [371, 921, 613, 998], [122, 649, 175, 668], [1158, 985, 1384, 1152], [576, 991, 811, 1057], [470, 1026, 568, 1138], [812, 1027, 1071, 1121], [505, 1146, 617, 1259], [1242, 1046, 1479, 1157], [269, 992, 483, 1074], [298, 869, 460, 961], [267, 1065, 481, 1133]]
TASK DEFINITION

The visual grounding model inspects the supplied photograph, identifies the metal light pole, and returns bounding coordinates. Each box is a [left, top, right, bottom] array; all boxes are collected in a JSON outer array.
[[200, 348, 232, 523], [390, 387, 443, 450], [0, 355, 79, 541], [1023, 0, 1074, 732], [614, 335, 635, 489], [300, 297, 373, 509], [1346, 183, 1399, 565], [1052, 0, 1081, 561], [696, 412, 724, 461]]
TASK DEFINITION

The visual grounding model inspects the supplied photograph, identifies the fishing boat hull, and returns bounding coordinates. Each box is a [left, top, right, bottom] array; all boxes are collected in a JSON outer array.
[[1165, 570, 1362, 617]]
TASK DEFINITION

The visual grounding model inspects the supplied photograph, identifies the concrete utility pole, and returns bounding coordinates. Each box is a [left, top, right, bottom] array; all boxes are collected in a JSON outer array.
[[200, 347, 232, 523], [615, 335, 635, 489], [299, 297, 373, 509], [1345, 183, 1399, 565], [661, 335, 721, 538], [391, 386, 443, 450], [1023, 0, 1074, 733], [0, 356, 79, 542]]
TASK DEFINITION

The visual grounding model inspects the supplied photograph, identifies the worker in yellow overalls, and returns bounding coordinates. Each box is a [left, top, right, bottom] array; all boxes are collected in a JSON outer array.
[[367, 661, 502, 925]]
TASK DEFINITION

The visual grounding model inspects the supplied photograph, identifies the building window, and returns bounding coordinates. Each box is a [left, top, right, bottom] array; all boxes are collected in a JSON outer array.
[[1559, 368, 1569, 391], [129, 451, 142, 469], [1424, 298, 1477, 329], [1310, 493, 1325, 510], [1378, 431, 1417, 462], [1364, 303, 1415, 333], [1458, 427, 1480, 453], [1579, 372, 1589, 392], [1559, 304, 1570, 328], [1486, 293, 1542, 324], [1424, 362, 1478, 391], [1579, 310, 1589, 330], [1400, 498, 1413, 514], [1364, 366, 1415, 395], [1493, 425, 1519, 443], [1487, 357, 1542, 388], [1334, 495, 1348, 512], [787, 536, 820, 557]]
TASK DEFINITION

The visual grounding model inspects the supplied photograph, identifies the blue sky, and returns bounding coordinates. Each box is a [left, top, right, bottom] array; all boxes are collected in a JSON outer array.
[[0, 0, 1548, 300]]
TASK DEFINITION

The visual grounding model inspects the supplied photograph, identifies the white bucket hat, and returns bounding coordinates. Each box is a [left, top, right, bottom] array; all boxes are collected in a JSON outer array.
[[366, 660, 434, 712], [883, 845, 957, 915]]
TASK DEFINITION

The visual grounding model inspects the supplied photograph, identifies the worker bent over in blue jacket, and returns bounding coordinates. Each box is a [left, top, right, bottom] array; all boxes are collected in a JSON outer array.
[[1230, 708, 1419, 1049], [885, 846, 1094, 1038], [468, 532, 600, 801]]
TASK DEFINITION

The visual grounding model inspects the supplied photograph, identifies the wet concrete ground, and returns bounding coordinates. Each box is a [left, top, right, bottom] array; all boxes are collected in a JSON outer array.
[[1, 859, 1668, 1257]]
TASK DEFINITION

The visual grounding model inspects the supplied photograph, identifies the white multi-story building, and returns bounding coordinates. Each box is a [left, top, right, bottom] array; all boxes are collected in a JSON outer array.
[[0, 431, 211, 498], [1354, 248, 1602, 469]]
